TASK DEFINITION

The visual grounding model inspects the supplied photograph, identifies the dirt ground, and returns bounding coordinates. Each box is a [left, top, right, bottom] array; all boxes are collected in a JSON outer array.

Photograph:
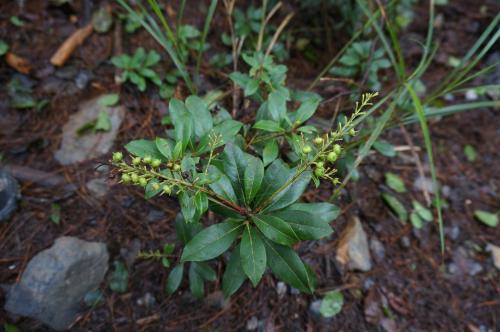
[[0, 0, 499, 331]]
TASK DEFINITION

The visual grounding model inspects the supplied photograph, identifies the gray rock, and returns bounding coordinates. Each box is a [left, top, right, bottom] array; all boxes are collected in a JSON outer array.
[[276, 281, 287, 298], [54, 97, 125, 165], [485, 244, 500, 270], [413, 176, 434, 194], [0, 169, 20, 222], [246, 316, 259, 330], [5, 236, 109, 330], [146, 209, 166, 223], [86, 178, 109, 199], [336, 217, 372, 272], [370, 238, 385, 263]]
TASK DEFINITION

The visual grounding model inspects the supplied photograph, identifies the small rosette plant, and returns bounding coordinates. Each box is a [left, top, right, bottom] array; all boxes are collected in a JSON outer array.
[[111, 57, 377, 297]]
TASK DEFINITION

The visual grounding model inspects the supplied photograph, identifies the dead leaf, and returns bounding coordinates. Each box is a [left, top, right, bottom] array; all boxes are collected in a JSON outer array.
[[50, 23, 93, 66], [5, 52, 32, 74]]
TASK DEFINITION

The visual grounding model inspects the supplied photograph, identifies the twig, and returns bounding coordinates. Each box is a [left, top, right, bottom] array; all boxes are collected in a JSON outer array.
[[50, 23, 93, 66]]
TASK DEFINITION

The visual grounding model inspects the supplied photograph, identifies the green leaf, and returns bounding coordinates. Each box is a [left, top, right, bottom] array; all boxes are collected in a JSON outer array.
[[229, 71, 250, 88], [95, 111, 112, 132], [244, 79, 260, 96], [244, 156, 264, 205], [263, 238, 315, 293], [222, 248, 247, 298], [155, 137, 173, 159], [175, 213, 202, 244], [382, 193, 407, 223], [263, 140, 279, 167], [385, 172, 406, 193], [189, 262, 205, 299], [208, 165, 238, 203], [185, 96, 213, 139], [320, 291, 344, 318], [221, 144, 248, 204], [3, 324, 21, 332], [463, 144, 477, 162], [108, 261, 128, 293], [292, 96, 320, 124], [474, 210, 498, 228], [241, 225, 266, 286], [264, 170, 312, 212], [410, 211, 423, 229], [145, 50, 161, 67], [373, 140, 396, 157], [268, 89, 287, 121], [195, 261, 217, 281], [280, 202, 339, 224], [0, 40, 9, 56], [412, 201, 433, 222], [252, 215, 298, 246], [254, 159, 292, 207], [179, 192, 199, 223], [194, 191, 209, 215], [50, 203, 61, 225], [181, 220, 244, 261], [92, 7, 113, 33], [166, 264, 184, 295], [97, 93, 119, 106], [125, 139, 164, 160], [271, 210, 333, 240], [253, 120, 283, 132], [174, 112, 193, 150]]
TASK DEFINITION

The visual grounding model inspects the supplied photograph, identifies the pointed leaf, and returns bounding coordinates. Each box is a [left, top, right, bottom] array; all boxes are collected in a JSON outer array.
[[240, 225, 266, 286], [271, 210, 333, 240], [208, 165, 238, 203], [125, 139, 165, 160], [244, 156, 264, 205], [252, 215, 298, 246], [264, 170, 312, 212], [166, 264, 184, 295], [222, 248, 247, 298], [263, 238, 315, 293], [263, 140, 279, 167], [181, 220, 244, 261], [281, 202, 339, 224], [189, 262, 205, 299], [185, 95, 213, 139], [156, 137, 173, 159]]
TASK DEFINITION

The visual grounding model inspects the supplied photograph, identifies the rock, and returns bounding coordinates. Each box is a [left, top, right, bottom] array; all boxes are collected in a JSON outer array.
[[246, 316, 259, 330], [485, 244, 500, 270], [309, 299, 323, 319], [370, 238, 385, 263], [336, 217, 372, 272], [400, 236, 411, 249], [413, 176, 434, 194], [86, 178, 109, 199], [5, 236, 109, 330], [276, 281, 287, 298], [146, 209, 166, 223], [136, 292, 156, 308], [54, 96, 125, 165], [448, 247, 483, 277], [0, 169, 20, 222]]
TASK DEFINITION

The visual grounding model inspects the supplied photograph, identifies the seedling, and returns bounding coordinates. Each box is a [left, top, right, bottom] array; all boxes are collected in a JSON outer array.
[[111, 47, 162, 92]]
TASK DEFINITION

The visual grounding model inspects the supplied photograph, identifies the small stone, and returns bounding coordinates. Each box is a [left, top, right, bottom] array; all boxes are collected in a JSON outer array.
[[363, 277, 375, 290], [465, 89, 478, 101], [4, 237, 109, 331], [276, 282, 287, 298], [146, 209, 166, 223], [309, 299, 323, 318], [336, 217, 372, 272], [86, 178, 109, 199], [75, 70, 92, 90], [400, 236, 411, 248], [0, 169, 20, 222], [136, 292, 156, 308], [54, 96, 125, 165], [246, 316, 259, 330], [370, 238, 385, 263], [290, 287, 300, 295], [485, 244, 500, 270], [413, 176, 434, 194]]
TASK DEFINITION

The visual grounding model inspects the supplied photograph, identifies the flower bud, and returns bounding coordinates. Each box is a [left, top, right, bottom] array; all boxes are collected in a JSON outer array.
[[139, 177, 147, 187], [143, 156, 152, 164], [316, 161, 324, 168], [132, 157, 141, 165], [333, 144, 342, 154], [313, 137, 323, 145], [152, 182, 160, 191], [162, 185, 172, 195], [112, 152, 123, 162], [131, 173, 139, 183], [302, 145, 312, 154], [151, 159, 161, 168], [121, 174, 131, 183], [327, 152, 338, 162], [173, 164, 181, 171], [349, 128, 356, 136], [314, 167, 325, 177]]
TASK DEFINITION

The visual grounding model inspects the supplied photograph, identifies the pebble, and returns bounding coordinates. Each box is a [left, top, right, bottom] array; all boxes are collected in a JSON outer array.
[[246, 316, 259, 331], [485, 244, 500, 270], [413, 176, 434, 194], [400, 236, 411, 249], [4, 237, 109, 331], [276, 282, 287, 298], [86, 178, 109, 199], [136, 292, 156, 308], [336, 217, 372, 272], [370, 238, 386, 263]]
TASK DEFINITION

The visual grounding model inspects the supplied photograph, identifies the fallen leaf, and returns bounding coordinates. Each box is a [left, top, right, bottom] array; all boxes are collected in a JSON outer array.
[[5, 52, 32, 74]]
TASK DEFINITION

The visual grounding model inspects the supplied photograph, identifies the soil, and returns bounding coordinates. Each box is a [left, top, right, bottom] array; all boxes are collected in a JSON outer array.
[[0, 1, 499, 331]]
